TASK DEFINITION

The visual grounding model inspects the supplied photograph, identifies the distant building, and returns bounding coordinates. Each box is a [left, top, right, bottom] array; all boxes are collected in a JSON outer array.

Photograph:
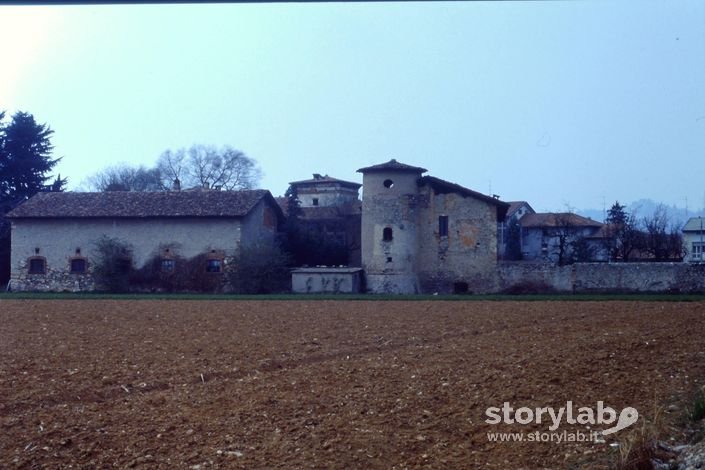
[[497, 201, 535, 259], [279, 174, 362, 266], [519, 213, 609, 263], [7, 189, 284, 291], [357, 159, 509, 294], [683, 217, 705, 262]]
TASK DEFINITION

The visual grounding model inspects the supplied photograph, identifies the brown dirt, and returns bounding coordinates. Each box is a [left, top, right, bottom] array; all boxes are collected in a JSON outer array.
[[1, 300, 704, 469]]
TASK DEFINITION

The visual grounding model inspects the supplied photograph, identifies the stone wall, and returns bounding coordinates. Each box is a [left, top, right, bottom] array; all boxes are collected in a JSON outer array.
[[361, 171, 424, 293], [11, 257, 96, 292], [415, 186, 500, 294], [498, 262, 705, 294]]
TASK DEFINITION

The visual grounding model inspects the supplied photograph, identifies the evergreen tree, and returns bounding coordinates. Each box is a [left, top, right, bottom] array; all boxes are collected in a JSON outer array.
[[0, 111, 66, 209], [0, 111, 66, 287]]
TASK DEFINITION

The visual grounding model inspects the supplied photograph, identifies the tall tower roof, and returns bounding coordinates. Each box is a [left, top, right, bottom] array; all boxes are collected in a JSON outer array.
[[357, 159, 428, 174]]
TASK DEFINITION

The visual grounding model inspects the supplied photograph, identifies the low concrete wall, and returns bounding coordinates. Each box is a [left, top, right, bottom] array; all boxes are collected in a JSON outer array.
[[498, 262, 705, 294], [292, 268, 363, 294]]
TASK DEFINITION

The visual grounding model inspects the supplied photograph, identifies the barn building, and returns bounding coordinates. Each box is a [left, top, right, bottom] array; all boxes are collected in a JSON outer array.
[[7, 189, 283, 291]]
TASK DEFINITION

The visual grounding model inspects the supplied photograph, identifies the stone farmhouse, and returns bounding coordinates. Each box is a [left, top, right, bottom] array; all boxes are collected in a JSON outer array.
[[7, 189, 283, 291], [357, 159, 509, 294]]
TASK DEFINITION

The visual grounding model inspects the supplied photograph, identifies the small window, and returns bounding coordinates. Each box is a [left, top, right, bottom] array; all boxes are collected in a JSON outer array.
[[439, 216, 449, 237], [206, 259, 222, 273], [70, 258, 87, 274], [161, 258, 175, 273], [453, 281, 469, 294], [383, 227, 393, 241], [312, 198, 319, 206], [28, 257, 46, 274], [383, 179, 394, 188]]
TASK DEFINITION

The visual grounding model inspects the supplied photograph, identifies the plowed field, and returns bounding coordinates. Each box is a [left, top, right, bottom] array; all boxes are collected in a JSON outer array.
[[1, 300, 704, 468]]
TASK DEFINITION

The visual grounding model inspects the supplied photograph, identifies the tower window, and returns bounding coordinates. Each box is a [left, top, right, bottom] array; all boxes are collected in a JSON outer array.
[[439, 216, 449, 237], [383, 179, 394, 188], [383, 227, 393, 241], [312, 198, 319, 206]]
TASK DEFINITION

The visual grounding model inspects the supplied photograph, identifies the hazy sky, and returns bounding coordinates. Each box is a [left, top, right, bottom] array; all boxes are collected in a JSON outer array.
[[1, 1, 704, 212]]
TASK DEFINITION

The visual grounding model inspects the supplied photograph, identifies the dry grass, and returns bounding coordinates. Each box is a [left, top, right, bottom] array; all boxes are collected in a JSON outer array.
[[614, 405, 667, 470]]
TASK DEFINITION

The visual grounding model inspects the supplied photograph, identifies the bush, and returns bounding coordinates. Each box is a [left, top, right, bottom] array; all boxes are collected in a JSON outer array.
[[226, 242, 291, 294], [91, 236, 134, 293], [502, 281, 557, 295], [131, 245, 224, 293]]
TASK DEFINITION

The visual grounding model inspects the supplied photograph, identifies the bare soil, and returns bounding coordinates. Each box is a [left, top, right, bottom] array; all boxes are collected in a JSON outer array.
[[1, 300, 704, 469]]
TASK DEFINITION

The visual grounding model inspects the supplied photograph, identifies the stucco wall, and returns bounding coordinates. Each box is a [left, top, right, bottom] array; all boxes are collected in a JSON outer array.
[[296, 183, 359, 208], [684, 231, 705, 262], [498, 262, 705, 294], [291, 268, 362, 293], [240, 199, 279, 251]]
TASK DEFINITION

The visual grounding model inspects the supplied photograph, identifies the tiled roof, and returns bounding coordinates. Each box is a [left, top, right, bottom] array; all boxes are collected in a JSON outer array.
[[418, 176, 510, 207], [7, 189, 278, 219], [289, 174, 361, 189], [506, 201, 535, 219], [683, 217, 705, 232], [520, 213, 604, 228], [357, 159, 428, 174]]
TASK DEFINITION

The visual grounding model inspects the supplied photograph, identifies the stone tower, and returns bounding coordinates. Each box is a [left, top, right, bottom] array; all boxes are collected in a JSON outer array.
[[357, 159, 428, 294]]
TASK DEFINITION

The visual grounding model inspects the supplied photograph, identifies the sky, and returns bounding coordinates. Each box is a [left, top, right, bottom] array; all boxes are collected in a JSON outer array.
[[1, 1, 704, 214]]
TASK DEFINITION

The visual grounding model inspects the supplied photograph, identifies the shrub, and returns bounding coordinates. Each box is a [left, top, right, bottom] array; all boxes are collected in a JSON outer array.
[[91, 236, 134, 293], [131, 245, 225, 293], [226, 242, 291, 294]]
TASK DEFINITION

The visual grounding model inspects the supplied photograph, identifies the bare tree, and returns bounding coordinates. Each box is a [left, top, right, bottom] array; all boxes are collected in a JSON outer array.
[[549, 212, 577, 266], [157, 145, 261, 190], [156, 149, 188, 189], [84, 164, 164, 192], [642, 204, 685, 261]]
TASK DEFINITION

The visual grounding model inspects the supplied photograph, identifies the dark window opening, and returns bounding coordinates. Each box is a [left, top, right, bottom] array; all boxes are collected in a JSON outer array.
[[383, 227, 393, 241], [161, 258, 175, 273], [453, 281, 469, 294], [386, 256, 392, 263], [29, 258, 46, 274], [383, 179, 394, 188], [312, 198, 319, 206], [70, 258, 87, 273], [439, 215, 449, 237], [206, 259, 222, 273]]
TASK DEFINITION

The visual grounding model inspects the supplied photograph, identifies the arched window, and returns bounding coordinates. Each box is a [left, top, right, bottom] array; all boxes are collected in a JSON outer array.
[[383, 179, 394, 188], [383, 227, 393, 241]]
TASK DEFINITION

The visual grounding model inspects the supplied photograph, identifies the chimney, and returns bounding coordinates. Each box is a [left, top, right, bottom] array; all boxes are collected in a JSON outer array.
[[313, 173, 322, 179], [172, 178, 181, 191]]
